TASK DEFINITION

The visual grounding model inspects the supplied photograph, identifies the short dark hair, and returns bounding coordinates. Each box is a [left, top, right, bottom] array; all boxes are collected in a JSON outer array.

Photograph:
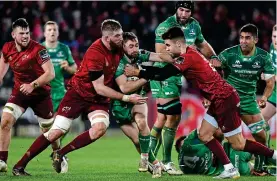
[[240, 24, 258, 38], [123, 32, 138, 43], [175, 135, 187, 153], [101, 19, 122, 33], [12, 18, 29, 30], [162, 27, 185, 41]]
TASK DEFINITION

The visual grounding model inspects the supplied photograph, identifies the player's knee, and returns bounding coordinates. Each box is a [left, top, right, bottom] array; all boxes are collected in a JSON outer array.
[[50, 115, 73, 133], [248, 120, 267, 143], [2, 103, 23, 121], [90, 122, 107, 138], [135, 116, 147, 131], [38, 117, 54, 130], [230, 139, 246, 151], [198, 130, 213, 143], [44, 129, 64, 142], [0, 114, 15, 131]]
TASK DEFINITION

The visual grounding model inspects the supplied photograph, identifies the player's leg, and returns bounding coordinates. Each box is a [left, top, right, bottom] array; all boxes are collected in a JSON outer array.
[[120, 122, 140, 153], [133, 103, 151, 172], [241, 107, 268, 173], [0, 102, 24, 172], [12, 89, 82, 175], [52, 105, 109, 173], [201, 95, 240, 179]]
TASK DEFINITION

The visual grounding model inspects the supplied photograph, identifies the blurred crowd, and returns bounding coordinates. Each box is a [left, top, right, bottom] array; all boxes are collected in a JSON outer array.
[[0, 1, 276, 91]]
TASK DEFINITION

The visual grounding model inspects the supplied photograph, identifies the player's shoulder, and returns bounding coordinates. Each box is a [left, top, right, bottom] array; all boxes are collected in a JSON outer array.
[[221, 45, 239, 54], [58, 41, 70, 50], [86, 39, 106, 57], [256, 46, 270, 58], [188, 17, 200, 25], [2, 41, 15, 53], [31, 40, 47, 51], [156, 15, 178, 32]]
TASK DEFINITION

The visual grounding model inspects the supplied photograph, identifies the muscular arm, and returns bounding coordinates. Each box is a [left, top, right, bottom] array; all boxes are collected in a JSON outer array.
[[195, 40, 217, 59], [31, 60, 55, 87], [126, 64, 180, 81], [65, 63, 77, 74], [115, 74, 147, 94], [148, 52, 174, 63], [262, 76, 275, 100], [0, 53, 9, 82], [92, 75, 125, 100]]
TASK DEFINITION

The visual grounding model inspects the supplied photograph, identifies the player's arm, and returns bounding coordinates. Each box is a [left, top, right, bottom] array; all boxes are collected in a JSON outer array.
[[115, 74, 147, 94], [259, 54, 276, 108], [31, 60, 55, 87], [124, 64, 180, 81], [0, 53, 9, 84], [91, 73, 147, 104], [148, 52, 174, 63], [60, 46, 77, 74]]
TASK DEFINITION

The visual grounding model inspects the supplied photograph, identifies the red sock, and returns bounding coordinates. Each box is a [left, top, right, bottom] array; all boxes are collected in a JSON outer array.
[[244, 139, 274, 157], [14, 134, 51, 168], [59, 130, 93, 156], [205, 138, 230, 165], [0, 151, 8, 163]]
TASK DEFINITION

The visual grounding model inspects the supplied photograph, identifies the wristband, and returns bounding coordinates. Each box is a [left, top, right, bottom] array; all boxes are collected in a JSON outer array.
[[122, 95, 130, 102]]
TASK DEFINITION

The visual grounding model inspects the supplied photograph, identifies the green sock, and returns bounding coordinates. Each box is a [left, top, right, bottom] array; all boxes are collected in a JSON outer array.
[[150, 126, 162, 157], [264, 124, 271, 148], [139, 133, 150, 154], [162, 126, 176, 164], [149, 150, 157, 163]]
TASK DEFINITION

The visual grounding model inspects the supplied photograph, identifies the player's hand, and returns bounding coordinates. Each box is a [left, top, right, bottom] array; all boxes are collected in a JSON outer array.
[[124, 64, 140, 77], [20, 83, 34, 95], [60, 61, 69, 70], [260, 73, 265, 80], [209, 58, 221, 68], [202, 98, 211, 108], [129, 94, 148, 104], [258, 96, 267, 109]]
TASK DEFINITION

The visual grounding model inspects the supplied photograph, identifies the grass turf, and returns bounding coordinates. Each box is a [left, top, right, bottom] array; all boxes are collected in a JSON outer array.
[[1, 130, 276, 181]]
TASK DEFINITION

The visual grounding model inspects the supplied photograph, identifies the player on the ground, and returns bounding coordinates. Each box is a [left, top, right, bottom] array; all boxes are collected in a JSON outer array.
[[150, 1, 218, 174], [124, 27, 277, 179], [0, 18, 55, 173], [11, 19, 147, 176], [112, 32, 170, 178], [261, 25, 277, 126], [211, 24, 275, 175], [42, 21, 77, 173], [175, 129, 255, 176]]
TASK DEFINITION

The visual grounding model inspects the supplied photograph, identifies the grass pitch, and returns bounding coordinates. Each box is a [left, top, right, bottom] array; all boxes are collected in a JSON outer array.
[[2, 129, 276, 181]]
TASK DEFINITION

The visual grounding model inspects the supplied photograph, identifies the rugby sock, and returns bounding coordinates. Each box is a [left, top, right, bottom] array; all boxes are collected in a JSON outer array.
[[0, 151, 8, 163], [139, 133, 150, 155], [205, 138, 230, 165], [149, 150, 157, 163], [265, 124, 271, 148], [162, 126, 176, 164], [14, 134, 51, 168], [150, 126, 162, 156], [244, 139, 274, 158], [59, 130, 92, 156]]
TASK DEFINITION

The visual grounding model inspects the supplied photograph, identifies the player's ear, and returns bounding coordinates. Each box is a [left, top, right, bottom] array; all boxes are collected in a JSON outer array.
[[254, 36, 258, 44], [11, 31, 15, 39], [176, 40, 181, 47]]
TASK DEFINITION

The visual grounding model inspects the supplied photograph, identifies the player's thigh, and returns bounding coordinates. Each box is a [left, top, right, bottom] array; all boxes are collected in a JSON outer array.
[[112, 103, 133, 126], [239, 97, 261, 116], [225, 132, 246, 151], [159, 75, 182, 99], [120, 122, 139, 143], [261, 101, 276, 122], [215, 93, 242, 137], [198, 115, 218, 142], [132, 103, 147, 122]]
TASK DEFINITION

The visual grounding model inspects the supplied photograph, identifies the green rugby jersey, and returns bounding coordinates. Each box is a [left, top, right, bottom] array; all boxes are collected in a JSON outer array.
[[268, 43, 277, 104], [219, 45, 275, 101]]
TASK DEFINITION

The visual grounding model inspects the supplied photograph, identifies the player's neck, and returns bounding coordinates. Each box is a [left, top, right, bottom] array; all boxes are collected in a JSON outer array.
[[45, 41, 58, 48], [180, 44, 188, 54]]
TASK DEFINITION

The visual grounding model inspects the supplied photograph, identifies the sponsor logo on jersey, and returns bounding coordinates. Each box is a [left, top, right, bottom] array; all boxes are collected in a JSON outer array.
[[189, 28, 196, 36], [62, 106, 71, 113], [175, 56, 185, 64], [252, 61, 261, 68], [232, 60, 242, 68], [39, 49, 50, 63], [57, 51, 64, 57]]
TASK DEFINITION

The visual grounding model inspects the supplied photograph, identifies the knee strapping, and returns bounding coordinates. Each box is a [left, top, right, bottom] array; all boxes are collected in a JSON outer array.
[[89, 113, 110, 128], [50, 115, 73, 133], [248, 120, 266, 134], [37, 117, 54, 129], [2, 103, 23, 120]]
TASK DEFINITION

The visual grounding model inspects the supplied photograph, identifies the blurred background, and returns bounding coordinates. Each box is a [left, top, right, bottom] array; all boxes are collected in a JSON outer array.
[[0, 1, 276, 137]]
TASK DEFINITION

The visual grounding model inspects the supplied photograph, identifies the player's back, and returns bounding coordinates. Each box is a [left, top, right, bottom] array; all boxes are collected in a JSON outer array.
[[69, 39, 123, 102], [2, 40, 50, 94], [174, 47, 235, 101], [178, 130, 219, 175]]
